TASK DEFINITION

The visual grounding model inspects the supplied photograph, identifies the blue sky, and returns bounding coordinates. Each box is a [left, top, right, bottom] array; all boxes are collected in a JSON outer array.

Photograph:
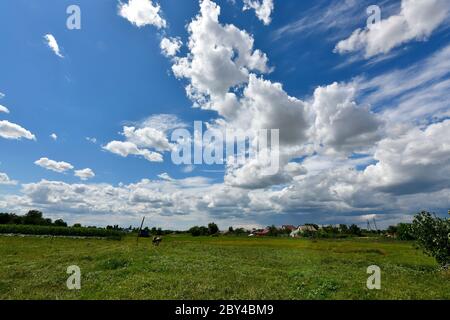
[[0, 0, 449, 229]]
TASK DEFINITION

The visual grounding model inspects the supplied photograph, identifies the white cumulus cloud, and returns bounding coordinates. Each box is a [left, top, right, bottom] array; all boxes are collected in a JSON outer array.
[[335, 0, 449, 58], [123, 126, 173, 152], [172, 0, 270, 117], [0, 172, 17, 185], [0, 105, 9, 114], [0, 120, 36, 140], [103, 114, 182, 163], [364, 119, 450, 194], [310, 82, 383, 154], [103, 141, 163, 162], [160, 37, 182, 57], [243, 0, 274, 25], [118, 0, 167, 28], [74, 168, 96, 181], [34, 158, 74, 173]]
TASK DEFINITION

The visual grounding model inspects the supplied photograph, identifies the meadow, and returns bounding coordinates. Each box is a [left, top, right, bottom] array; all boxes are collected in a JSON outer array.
[[0, 234, 449, 300]]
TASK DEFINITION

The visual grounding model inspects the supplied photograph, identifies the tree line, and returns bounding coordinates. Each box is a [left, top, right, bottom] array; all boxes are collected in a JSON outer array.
[[0, 210, 68, 227], [1, 210, 448, 268]]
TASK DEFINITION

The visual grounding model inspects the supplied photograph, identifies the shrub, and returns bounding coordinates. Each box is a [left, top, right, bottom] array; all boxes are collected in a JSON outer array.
[[348, 224, 363, 236], [411, 211, 450, 268], [396, 223, 415, 240], [387, 225, 397, 235], [0, 224, 123, 240], [189, 226, 201, 237], [54, 219, 68, 227], [267, 225, 280, 237], [236, 228, 248, 235], [189, 226, 210, 236]]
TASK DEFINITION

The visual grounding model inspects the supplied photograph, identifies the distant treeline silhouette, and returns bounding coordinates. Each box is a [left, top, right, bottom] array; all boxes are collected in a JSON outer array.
[[0, 210, 67, 227], [0, 210, 122, 239]]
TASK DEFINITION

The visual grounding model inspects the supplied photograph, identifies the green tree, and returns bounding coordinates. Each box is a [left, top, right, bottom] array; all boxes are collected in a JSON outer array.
[[267, 225, 279, 237], [54, 219, 67, 227], [411, 211, 450, 268], [0, 213, 16, 224], [387, 225, 398, 235], [339, 224, 349, 233], [208, 222, 219, 235], [23, 210, 45, 225], [397, 223, 415, 240], [189, 226, 201, 237], [234, 228, 247, 235], [348, 224, 362, 236]]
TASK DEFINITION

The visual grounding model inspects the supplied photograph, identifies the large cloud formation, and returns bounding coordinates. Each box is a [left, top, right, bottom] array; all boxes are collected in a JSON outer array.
[[1, 0, 449, 229], [311, 82, 383, 154]]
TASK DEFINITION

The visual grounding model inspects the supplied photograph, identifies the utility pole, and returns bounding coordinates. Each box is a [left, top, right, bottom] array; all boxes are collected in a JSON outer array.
[[137, 216, 145, 245], [372, 218, 379, 232]]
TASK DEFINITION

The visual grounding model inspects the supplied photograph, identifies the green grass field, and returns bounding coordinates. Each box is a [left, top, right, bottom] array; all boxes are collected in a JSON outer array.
[[0, 235, 449, 300]]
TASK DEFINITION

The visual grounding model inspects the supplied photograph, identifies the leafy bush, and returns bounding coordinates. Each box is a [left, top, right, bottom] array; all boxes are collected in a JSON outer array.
[[189, 224, 219, 236], [226, 227, 249, 236], [411, 211, 450, 268], [387, 225, 397, 235], [54, 219, 68, 227], [396, 223, 415, 240], [0, 224, 123, 240], [348, 224, 363, 236], [189, 226, 209, 237], [267, 225, 280, 236]]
